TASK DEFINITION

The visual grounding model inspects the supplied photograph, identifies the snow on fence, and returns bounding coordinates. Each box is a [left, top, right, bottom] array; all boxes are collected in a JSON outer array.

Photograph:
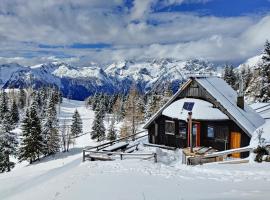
[[82, 131, 151, 162], [183, 146, 254, 165], [203, 146, 253, 158], [83, 150, 157, 163]]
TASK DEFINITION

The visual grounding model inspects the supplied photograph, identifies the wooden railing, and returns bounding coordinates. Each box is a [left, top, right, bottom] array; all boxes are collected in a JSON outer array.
[[83, 150, 157, 163], [82, 130, 148, 162], [203, 146, 253, 158], [184, 146, 254, 165]]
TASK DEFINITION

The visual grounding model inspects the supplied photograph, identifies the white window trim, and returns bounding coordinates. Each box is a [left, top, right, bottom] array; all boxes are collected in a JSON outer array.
[[165, 120, 175, 135]]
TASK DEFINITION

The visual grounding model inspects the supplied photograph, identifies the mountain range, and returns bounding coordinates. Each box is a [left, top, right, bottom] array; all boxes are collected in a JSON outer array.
[[0, 57, 258, 100]]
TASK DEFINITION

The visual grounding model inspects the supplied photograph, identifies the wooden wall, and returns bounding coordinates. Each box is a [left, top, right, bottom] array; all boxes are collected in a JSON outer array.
[[148, 115, 250, 158]]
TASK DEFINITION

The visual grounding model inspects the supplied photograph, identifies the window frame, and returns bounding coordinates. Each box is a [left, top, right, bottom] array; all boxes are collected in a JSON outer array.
[[207, 125, 215, 139], [165, 120, 175, 135], [179, 121, 187, 139]]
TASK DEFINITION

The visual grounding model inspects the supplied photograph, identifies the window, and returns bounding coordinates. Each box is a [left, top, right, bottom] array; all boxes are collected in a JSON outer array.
[[179, 121, 187, 139], [165, 120, 175, 135], [207, 126, 214, 138], [192, 124, 197, 136]]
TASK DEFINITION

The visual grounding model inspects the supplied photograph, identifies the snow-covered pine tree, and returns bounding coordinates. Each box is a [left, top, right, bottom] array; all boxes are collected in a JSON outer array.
[[144, 92, 160, 119], [10, 100, 19, 126], [19, 104, 44, 164], [258, 40, 270, 102], [91, 107, 105, 141], [158, 83, 173, 108], [107, 118, 117, 141], [240, 66, 252, 91], [223, 64, 237, 90], [42, 96, 60, 155], [0, 113, 18, 172], [70, 109, 83, 137], [0, 90, 9, 121], [18, 88, 26, 110], [112, 94, 126, 122]]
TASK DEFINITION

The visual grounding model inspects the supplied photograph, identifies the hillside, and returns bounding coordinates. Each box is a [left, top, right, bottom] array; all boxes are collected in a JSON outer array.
[[1, 99, 270, 200]]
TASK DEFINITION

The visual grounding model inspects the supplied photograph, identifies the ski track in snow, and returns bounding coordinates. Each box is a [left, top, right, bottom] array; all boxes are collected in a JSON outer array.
[[1, 98, 270, 200]]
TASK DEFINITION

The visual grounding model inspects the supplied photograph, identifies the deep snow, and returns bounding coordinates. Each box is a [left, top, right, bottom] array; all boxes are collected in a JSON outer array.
[[0, 98, 270, 200]]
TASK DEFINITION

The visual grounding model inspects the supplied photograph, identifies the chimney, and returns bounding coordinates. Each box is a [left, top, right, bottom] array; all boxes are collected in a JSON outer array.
[[237, 75, 244, 109]]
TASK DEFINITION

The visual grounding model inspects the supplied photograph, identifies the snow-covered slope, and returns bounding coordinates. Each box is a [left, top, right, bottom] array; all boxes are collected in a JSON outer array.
[[238, 54, 263, 69], [1, 98, 270, 200]]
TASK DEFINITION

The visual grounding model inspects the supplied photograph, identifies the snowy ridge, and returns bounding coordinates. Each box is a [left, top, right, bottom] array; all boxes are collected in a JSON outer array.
[[0, 58, 217, 100]]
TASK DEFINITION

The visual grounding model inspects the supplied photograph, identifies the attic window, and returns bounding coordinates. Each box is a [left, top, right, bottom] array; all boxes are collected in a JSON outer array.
[[165, 120, 175, 135]]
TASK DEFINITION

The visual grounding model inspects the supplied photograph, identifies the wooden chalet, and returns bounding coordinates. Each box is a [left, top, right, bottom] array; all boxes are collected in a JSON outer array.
[[143, 77, 265, 158]]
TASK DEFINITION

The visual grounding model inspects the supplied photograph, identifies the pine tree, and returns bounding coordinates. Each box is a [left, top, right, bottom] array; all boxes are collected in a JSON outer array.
[[18, 88, 26, 110], [223, 65, 237, 89], [107, 118, 117, 141], [70, 109, 83, 137], [10, 100, 19, 126], [258, 40, 270, 102], [240, 66, 252, 90], [42, 96, 60, 155], [144, 92, 160, 119], [158, 83, 173, 107], [0, 113, 18, 172], [19, 104, 44, 164], [0, 90, 9, 121], [91, 108, 105, 142]]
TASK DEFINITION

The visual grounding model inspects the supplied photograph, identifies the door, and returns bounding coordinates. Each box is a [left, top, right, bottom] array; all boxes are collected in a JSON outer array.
[[192, 122, 201, 147], [230, 132, 241, 158]]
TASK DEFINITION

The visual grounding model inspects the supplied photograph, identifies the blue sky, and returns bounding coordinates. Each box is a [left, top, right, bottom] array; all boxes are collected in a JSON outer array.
[[0, 0, 270, 66]]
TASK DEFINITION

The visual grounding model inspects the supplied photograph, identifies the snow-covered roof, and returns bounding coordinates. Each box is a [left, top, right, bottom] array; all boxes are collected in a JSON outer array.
[[162, 98, 229, 121], [144, 77, 265, 137], [196, 77, 265, 136], [250, 103, 270, 119]]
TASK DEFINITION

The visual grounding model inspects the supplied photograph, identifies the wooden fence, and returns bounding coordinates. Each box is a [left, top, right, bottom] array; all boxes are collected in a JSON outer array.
[[82, 130, 149, 162], [83, 150, 157, 163], [184, 146, 254, 165]]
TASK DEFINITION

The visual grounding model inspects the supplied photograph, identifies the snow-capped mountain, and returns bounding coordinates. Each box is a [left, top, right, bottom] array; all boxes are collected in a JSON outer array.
[[1, 59, 217, 100], [0, 63, 26, 86], [238, 54, 263, 70]]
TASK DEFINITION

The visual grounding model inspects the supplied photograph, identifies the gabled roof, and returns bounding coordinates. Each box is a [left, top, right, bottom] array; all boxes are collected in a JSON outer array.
[[143, 77, 265, 137]]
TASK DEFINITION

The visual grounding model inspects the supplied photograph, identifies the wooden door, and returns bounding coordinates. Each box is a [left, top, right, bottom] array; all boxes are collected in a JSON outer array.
[[230, 132, 241, 158]]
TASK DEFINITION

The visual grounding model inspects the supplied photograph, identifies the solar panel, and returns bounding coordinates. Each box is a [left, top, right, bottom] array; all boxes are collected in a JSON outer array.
[[183, 102, 195, 111]]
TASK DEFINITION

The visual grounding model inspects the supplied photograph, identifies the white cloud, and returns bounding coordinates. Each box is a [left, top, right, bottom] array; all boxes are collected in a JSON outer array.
[[0, 0, 269, 66]]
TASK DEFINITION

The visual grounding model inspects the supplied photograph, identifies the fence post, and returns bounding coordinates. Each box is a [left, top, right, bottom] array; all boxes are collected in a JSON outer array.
[[83, 150, 86, 162], [154, 153, 157, 163]]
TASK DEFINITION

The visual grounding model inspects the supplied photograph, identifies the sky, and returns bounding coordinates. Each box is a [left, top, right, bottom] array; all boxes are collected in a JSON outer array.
[[0, 0, 270, 66]]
